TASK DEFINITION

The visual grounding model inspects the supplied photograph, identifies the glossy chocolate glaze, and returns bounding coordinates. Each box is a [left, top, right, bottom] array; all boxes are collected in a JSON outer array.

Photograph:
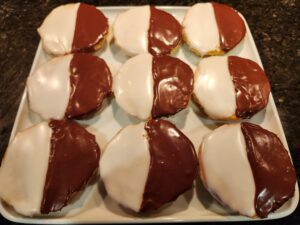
[[241, 122, 296, 218], [141, 119, 197, 211], [72, 3, 108, 53], [151, 55, 193, 118], [148, 7, 182, 55], [40, 120, 100, 214], [228, 56, 270, 118], [65, 53, 112, 119], [212, 2, 246, 52]]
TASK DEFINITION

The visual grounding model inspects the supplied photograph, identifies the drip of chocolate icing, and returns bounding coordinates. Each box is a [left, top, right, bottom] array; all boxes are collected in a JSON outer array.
[[241, 122, 296, 218], [40, 120, 100, 214], [141, 119, 197, 211], [65, 53, 112, 119], [212, 2, 246, 52], [72, 3, 108, 53], [228, 56, 270, 118], [151, 55, 193, 118], [148, 6, 182, 55]]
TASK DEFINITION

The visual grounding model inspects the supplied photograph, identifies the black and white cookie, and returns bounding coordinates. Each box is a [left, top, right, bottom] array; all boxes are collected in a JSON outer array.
[[193, 56, 270, 120], [113, 5, 182, 56], [0, 120, 100, 216], [182, 2, 246, 56], [38, 3, 109, 55], [114, 53, 194, 120], [199, 122, 296, 218], [100, 119, 197, 212], [27, 53, 112, 120]]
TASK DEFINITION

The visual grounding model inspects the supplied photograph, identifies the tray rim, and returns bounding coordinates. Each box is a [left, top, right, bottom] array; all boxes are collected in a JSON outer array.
[[0, 5, 299, 224]]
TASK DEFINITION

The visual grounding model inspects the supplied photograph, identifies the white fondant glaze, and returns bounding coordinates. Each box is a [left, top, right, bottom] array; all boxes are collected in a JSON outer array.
[[193, 56, 236, 119], [37, 3, 79, 55], [113, 6, 150, 56], [0, 122, 52, 216], [27, 55, 72, 120], [200, 124, 256, 217], [113, 53, 154, 120], [182, 3, 220, 56], [100, 123, 150, 212]]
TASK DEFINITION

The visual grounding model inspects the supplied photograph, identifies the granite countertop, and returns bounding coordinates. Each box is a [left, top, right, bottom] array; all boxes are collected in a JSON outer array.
[[0, 0, 299, 224]]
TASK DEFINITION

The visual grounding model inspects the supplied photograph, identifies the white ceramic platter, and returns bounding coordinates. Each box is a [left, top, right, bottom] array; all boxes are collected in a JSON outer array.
[[0, 6, 298, 224]]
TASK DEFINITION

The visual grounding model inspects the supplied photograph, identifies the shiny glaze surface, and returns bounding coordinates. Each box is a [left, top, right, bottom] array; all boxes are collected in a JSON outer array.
[[182, 3, 220, 56], [41, 120, 100, 214], [113, 6, 150, 56], [151, 55, 193, 118], [148, 6, 182, 55], [113, 53, 154, 120], [72, 3, 108, 52], [0, 122, 52, 216], [65, 53, 112, 118], [193, 56, 236, 119], [37, 3, 78, 55], [27, 55, 72, 120], [100, 123, 150, 212], [199, 123, 256, 217], [228, 56, 270, 118], [241, 122, 296, 218], [212, 2, 246, 51], [141, 119, 197, 211]]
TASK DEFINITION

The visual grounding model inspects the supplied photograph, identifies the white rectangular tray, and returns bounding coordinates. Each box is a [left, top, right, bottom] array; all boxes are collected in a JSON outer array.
[[0, 6, 298, 224]]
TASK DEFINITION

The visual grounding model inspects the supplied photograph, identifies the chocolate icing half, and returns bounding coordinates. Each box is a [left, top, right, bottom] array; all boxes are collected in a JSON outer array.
[[148, 6, 182, 55], [65, 53, 112, 119], [40, 120, 100, 214], [228, 56, 270, 118], [151, 55, 193, 118], [241, 122, 296, 218], [212, 2, 246, 52], [141, 119, 197, 211], [72, 3, 108, 53]]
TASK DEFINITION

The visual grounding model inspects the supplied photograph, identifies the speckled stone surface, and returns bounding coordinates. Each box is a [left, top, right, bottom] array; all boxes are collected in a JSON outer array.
[[0, 0, 299, 224]]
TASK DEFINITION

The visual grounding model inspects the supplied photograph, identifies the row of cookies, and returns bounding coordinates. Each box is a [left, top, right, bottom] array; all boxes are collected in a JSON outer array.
[[38, 2, 246, 57], [0, 118, 296, 218], [26, 53, 270, 122]]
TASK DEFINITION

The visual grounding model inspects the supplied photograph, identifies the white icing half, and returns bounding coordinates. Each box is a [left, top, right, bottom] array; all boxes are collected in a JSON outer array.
[[100, 123, 150, 212], [182, 3, 220, 56], [200, 123, 256, 217], [27, 54, 72, 120], [113, 53, 154, 120], [193, 56, 236, 119], [113, 6, 150, 56], [0, 122, 52, 216], [37, 3, 79, 55]]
